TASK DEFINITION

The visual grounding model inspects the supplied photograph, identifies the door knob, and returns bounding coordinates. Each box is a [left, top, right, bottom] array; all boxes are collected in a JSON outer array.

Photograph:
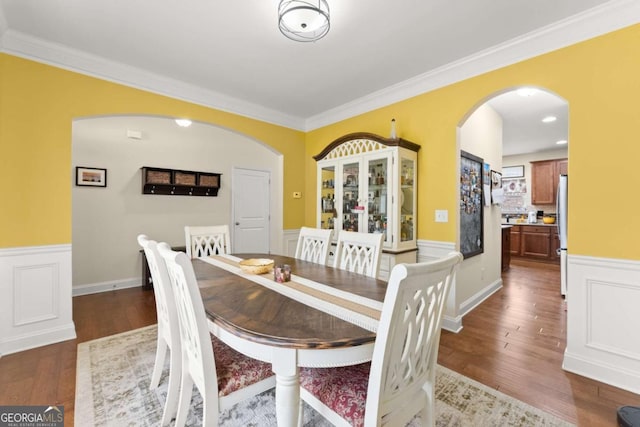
[[235, 222, 240, 226]]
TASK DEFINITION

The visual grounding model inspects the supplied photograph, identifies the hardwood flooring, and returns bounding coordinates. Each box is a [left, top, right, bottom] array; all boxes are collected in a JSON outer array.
[[439, 258, 639, 426], [0, 260, 637, 426]]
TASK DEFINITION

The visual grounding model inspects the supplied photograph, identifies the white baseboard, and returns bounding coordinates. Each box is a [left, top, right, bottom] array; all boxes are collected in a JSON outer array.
[[563, 254, 640, 395], [72, 278, 141, 296], [459, 278, 503, 317], [0, 244, 76, 356]]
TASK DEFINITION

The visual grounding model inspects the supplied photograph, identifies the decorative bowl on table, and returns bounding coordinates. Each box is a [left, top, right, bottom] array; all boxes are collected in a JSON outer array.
[[239, 258, 274, 275], [542, 216, 556, 224]]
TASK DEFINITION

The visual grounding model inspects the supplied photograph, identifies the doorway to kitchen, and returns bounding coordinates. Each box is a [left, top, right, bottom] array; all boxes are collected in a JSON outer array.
[[459, 86, 568, 300]]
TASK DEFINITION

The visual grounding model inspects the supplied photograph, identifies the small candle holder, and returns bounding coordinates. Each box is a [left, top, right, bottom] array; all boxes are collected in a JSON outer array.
[[274, 264, 291, 283]]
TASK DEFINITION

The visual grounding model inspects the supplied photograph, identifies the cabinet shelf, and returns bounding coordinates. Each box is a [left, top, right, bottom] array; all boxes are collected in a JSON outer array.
[[141, 167, 221, 197]]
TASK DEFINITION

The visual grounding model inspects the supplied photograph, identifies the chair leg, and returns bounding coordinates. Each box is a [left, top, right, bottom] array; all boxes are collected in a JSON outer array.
[[160, 347, 181, 426], [150, 338, 168, 389], [174, 374, 194, 427]]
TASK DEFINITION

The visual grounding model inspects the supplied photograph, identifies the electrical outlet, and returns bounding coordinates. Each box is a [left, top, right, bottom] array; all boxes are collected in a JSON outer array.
[[293, 191, 302, 199], [435, 209, 448, 223]]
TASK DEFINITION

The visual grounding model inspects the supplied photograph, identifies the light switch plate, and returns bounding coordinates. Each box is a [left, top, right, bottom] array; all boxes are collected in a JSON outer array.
[[293, 191, 302, 199], [435, 209, 448, 223]]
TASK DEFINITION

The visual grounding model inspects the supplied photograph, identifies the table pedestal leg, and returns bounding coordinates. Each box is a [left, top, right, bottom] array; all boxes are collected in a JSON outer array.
[[272, 348, 301, 427]]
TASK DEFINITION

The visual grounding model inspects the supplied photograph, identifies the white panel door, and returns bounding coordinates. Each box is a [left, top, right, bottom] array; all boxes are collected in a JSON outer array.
[[232, 168, 270, 253]]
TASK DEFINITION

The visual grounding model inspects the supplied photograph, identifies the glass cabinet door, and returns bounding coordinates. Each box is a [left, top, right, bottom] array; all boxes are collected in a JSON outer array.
[[400, 157, 415, 242], [342, 161, 360, 232], [366, 156, 389, 244], [319, 165, 336, 231]]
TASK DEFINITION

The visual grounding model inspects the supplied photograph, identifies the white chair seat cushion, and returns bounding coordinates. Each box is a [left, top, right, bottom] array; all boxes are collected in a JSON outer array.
[[300, 362, 371, 426], [212, 335, 273, 396]]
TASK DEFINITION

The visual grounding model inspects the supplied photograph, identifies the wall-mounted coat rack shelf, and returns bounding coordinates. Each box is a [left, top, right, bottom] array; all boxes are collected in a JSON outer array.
[[141, 167, 221, 196]]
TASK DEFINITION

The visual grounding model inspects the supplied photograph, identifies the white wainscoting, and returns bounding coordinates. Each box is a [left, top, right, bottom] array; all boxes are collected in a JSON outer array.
[[282, 229, 300, 257], [0, 244, 76, 355], [563, 254, 640, 395]]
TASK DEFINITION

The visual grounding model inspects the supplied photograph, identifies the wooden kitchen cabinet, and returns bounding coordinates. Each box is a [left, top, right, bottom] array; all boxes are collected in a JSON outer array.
[[509, 224, 560, 263], [501, 226, 511, 271], [530, 158, 567, 205], [521, 225, 552, 260], [510, 225, 522, 256]]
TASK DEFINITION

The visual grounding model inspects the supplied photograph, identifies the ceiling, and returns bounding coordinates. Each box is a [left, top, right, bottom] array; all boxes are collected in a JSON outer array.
[[0, 1, 636, 153]]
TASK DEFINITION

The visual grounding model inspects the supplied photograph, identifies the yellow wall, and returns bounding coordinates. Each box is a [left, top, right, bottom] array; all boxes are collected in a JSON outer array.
[[306, 24, 640, 262], [3, 24, 640, 261], [0, 54, 306, 248]]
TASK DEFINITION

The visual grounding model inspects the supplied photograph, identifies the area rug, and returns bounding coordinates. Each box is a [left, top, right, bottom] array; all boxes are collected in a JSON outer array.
[[76, 325, 574, 426]]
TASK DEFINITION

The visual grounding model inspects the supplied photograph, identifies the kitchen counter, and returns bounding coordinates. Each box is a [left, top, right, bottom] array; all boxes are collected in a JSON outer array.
[[502, 221, 556, 227]]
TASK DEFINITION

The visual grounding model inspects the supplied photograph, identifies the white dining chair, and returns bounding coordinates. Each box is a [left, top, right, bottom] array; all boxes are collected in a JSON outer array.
[[184, 225, 231, 259], [299, 251, 463, 427], [333, 230, 383, 278], [137, 234, 182, 426], [294, 227, 334, 265], [157, 243, 276, 427]]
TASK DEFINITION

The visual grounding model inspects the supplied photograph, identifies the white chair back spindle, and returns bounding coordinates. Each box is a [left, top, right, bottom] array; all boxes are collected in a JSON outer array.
[[185, 225, 231, 259], [334, 231, 383, 278], [295, 227, 334, 265]]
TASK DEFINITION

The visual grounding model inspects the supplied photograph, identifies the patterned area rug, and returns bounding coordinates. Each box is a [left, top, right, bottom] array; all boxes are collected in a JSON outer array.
[[76, 325, 574, 426]]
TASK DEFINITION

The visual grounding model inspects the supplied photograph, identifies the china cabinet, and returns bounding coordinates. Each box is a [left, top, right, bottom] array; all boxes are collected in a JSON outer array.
[[314, 132, 420, 279]]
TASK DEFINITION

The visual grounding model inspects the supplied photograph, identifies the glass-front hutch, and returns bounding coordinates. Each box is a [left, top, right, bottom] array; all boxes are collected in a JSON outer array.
[[315, 133, 420, 279]]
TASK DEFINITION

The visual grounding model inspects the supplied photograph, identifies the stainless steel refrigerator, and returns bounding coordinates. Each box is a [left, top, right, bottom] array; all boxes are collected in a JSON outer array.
[[556, 174, 568, 296]]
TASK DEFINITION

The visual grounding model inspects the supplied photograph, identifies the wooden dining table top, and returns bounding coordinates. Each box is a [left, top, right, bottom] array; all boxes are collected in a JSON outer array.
[[193, 253, 388, 350]]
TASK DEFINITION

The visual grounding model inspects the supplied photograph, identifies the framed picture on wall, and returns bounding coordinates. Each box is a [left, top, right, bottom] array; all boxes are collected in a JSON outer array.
[[76, 166, 107, 187], [503, 165, 524, 178]]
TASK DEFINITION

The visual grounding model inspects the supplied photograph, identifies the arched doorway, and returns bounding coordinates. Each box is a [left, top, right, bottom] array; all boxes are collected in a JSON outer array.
[[71, 115, 283, 295], [454, 87, 568, 324]]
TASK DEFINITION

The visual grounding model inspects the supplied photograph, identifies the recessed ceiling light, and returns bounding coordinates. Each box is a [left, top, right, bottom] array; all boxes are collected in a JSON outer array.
[[516, 87, 538, 97], [556, 140, 567, 145], [175, 119, 192, 127], [542, 116, 557, 123]]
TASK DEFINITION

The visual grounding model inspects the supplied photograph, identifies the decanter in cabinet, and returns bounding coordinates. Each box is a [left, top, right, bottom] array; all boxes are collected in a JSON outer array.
[[315, 132, 420, 279]]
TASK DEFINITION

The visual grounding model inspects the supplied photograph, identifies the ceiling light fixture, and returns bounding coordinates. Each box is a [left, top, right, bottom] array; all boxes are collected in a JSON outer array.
[[542, 116, 557, 123], [556, 139, 568, 145], [278, 0, 330, 42], [516, 87, 538, 97], [175, 119, 192, 127]]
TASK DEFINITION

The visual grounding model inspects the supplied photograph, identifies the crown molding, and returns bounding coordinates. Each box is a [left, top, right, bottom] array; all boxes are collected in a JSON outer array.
[[305, 0, 640, 131], [0, 30, 307, 131], [1, 1, 638, 133]]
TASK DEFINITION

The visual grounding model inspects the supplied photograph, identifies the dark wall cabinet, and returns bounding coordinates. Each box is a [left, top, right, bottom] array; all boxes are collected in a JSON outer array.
[[509, 225, 560, 263], [141, 167, 221, 196]]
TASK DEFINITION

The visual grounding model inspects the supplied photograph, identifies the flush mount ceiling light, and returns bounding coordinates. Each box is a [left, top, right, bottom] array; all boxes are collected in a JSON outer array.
[[516, 87, 538, 97], [278, 0, 330, 42], [556, 139, 568, 145], [542, 115, 557, 123], [175, 119, 192, 127]]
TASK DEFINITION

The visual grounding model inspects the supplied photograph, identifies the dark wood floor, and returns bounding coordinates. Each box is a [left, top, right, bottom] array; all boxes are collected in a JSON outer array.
[[0, 259, 637, 426]]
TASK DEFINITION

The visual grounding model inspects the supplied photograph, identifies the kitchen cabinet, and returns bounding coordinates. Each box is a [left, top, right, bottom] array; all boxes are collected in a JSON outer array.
[[509, 224, 560, 263], [314, 132, 420, 279], [530, 159, 567, 205], [501, 226, 511, 272], [510, 225, 522, 256]]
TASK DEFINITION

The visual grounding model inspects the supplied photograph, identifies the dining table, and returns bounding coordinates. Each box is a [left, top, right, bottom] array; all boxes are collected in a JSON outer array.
[[192, 253, 388, 427]]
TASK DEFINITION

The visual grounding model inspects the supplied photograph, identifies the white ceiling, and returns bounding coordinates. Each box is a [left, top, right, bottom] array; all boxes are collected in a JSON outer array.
[[0, 0, 638, 154]]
